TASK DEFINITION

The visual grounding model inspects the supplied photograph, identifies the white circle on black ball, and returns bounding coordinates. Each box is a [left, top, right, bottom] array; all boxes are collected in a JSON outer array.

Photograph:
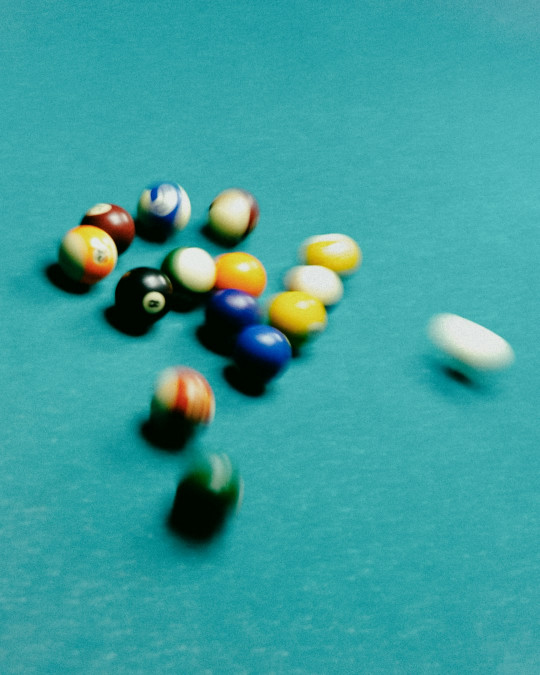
[[143, 291, 166, 314]]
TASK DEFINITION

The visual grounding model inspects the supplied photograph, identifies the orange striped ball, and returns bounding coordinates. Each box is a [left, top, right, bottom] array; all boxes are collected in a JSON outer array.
[[151, 367, 215, 426], [58, 225, 118, 284]]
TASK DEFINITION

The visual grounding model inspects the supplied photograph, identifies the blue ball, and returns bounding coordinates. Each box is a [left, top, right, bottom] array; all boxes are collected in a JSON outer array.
[[137, 182, 191, 238], [205, 289, 261, 335], [234, 325, 292, 382]]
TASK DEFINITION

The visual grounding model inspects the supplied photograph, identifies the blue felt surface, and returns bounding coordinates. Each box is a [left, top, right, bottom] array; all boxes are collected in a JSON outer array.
[[1, 0, 539, 672]]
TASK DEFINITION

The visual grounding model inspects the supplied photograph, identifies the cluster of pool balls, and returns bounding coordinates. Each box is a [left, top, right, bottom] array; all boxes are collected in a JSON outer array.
[[56, 181, 362, 538]]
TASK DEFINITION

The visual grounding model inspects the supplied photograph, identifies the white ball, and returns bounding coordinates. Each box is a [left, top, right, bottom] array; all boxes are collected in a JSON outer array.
[[284, 265, 344, 306], [428, 313, 515, 372], [208, 188, 259, 240], [163, 247, 217, 293]]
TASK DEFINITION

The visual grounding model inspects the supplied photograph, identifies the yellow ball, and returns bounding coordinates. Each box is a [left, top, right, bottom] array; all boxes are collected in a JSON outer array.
[[268, 291, 327, 345], [299, 233, 361, 276]]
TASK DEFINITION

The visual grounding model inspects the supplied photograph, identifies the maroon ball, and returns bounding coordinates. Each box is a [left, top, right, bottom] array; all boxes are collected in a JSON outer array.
[[81, 203, 135, 254]]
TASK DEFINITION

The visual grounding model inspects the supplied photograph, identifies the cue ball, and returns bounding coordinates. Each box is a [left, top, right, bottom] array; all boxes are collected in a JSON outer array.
[[428, 313, 515, 372], [284, 265, 343, 306], [214, 252, 267, 297], [208, 188, 259, 241], [299, 233, 361, 276], [81, 203, 135, 253], [161, 247, 217, 294], [268, 291, 327, 345], [137, 182, 191, 238], [114, 267, 173, 323], [58, 225, 118, 285], [234, 324, 292, 383]]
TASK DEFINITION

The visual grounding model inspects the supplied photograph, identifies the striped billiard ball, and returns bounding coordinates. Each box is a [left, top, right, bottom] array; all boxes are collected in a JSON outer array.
[[58, 225, 118, 285], [151, 366, 215, 428], [137, 182, 191, 239], [169, 452, 243, 539]]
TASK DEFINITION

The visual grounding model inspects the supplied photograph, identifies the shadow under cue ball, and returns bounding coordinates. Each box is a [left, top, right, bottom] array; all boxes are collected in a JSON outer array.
[[169, 452, 243, 541], [81, 203, 135, 254], [114, 267, 173, 325]]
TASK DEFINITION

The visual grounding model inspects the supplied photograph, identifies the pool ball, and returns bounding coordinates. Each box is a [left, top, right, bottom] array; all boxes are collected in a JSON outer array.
[[284, 265, 343, 306], [428, 313, 515, 373], [208, 188, 259, 241], [299, 233, 361, 276], [115, 267, 173, 324], [80, 203, 135, 253], [268, 291, 327, 345], [234, 324, 292, 383], [214, 252, 267, 297], [169, 452, 243, 539], [205, 289, 261, 335], [137, 182, 191, 239], [151, 366, 215, 427], [161, 247, 217, 295], [58, 225, 118, 285]]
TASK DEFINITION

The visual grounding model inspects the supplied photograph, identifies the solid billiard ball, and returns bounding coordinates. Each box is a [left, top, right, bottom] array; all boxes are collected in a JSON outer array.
[[208, 188, 259, 241], [205, 289, 261, 336], [234, 324, 292, 383], [81, 203, 135, 253], [58, 225, 118, 285], [214, 252, 267, 297], [299, 233, 362, 276], [115, 267, 173, 324], [137, 182, 191, 239], [428, 313, 515, 374], [268, 291, 327, 346], [161, 247, 217, 294], [169, 452, 243, 539], [151, 366, 215, 427], [284, 265, 343, 306]]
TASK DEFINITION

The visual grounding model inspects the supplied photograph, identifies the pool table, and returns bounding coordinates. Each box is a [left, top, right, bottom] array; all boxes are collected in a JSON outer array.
[[1, 0, 539, 672]]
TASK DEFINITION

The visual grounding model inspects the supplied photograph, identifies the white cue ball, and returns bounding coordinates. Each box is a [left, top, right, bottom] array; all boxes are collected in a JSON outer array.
[[284, 265, 344, 306], [428, 313, 515, 372], [163, 247, 217, 293]]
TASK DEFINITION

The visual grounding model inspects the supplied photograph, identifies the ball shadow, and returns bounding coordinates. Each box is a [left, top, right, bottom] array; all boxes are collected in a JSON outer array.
[[134, 217, 171, 244], [170, 289, 207, 314], [201, 222, 243, 248], [140, 418, 196, 452], [104, 306, 153, 337], [196, 324, 235, 356], [223, 364, 266, 397], [45, 263, 91, 295]]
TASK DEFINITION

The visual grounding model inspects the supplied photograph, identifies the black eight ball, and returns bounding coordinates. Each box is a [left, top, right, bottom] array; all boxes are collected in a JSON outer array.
[[115, 267, 173, 324]]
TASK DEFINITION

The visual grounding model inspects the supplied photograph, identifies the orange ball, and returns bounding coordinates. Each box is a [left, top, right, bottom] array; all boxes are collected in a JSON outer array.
[[214, 252, 267, 297], [58, 225, 118, 285]]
